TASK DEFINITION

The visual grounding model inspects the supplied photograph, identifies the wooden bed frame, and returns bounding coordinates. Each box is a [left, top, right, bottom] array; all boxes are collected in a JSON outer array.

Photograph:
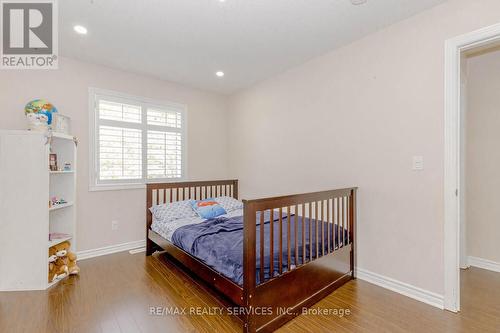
[[146, 180, 357, 333]]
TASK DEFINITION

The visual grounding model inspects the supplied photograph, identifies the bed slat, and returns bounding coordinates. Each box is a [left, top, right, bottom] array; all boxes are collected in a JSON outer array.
[[327, 199, 331, 254], [337, 197, 340, 249], [301, 204, 305, 265], [321, 200, 324, 256], [278, 208, 283, 275], [340, 197, 343, 248], [295, 205, 300, 267], [315, 201, 318, 259], [286, 206, 291, 272], [260, 211, 265, 283], [269, 209, 274, 278], [309, 203, 312, 262]]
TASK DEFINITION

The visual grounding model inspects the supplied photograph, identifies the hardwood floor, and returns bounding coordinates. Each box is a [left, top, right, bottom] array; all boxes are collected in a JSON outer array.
[[1, 252, 499, 333]]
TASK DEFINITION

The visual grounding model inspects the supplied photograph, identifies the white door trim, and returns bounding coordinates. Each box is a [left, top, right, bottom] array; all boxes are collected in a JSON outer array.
[[444, 22, 500, 312]]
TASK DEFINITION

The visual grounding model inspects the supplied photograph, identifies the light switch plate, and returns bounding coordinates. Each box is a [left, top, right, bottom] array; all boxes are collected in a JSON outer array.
[[413, 156, 424, 170]]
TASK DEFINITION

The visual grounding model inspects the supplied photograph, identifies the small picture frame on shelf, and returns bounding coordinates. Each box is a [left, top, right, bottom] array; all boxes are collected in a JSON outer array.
[[52, 114, 71, 134], [49, 153, 58, 171]]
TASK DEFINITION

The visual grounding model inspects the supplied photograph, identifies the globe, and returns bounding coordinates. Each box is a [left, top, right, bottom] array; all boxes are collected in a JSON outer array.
[[24, 99, 58, 124]]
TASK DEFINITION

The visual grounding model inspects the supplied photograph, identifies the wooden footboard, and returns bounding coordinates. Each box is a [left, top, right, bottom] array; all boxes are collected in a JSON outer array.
[[145, 181, 356, 333], [242, 188, 357, 332]]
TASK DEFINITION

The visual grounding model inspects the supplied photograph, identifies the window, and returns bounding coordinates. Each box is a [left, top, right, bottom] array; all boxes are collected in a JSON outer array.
[[89, 88, 186, 191]]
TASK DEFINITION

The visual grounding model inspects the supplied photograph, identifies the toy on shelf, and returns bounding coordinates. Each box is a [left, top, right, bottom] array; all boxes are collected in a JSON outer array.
[[53, 258, 68, 281], [24, 99, 58, 132], [26, 113, 49, 132], [49, 196, 68, 208], [49, 153, 57, 171], [67, 251, 80, 275], [48, 247, 57, 262], [49, 232, 71, 241], [48, 243, 69, 282], [52, 114, 71, 134], [52, 241, 80, 277], [48, 262, 57, 282], [48, 247, 58, 282]]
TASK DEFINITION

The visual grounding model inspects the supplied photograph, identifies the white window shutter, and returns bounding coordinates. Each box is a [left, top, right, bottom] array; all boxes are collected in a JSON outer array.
[[91, 90, 186, 190], [99, 125, 142, 180], [147, 130, 182, 179]]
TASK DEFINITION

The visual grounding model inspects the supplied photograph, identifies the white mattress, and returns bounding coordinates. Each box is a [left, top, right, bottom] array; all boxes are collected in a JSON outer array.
[[151, 208, 244, 241]]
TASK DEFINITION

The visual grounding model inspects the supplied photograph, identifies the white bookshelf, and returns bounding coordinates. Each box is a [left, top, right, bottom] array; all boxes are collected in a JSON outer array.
[[0, 130, 77, 291]]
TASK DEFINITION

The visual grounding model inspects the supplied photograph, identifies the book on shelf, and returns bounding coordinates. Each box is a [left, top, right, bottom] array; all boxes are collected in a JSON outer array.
[[49, 233, 71, 241]]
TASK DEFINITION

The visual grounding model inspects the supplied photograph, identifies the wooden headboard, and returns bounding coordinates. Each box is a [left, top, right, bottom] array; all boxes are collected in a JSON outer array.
[[146, 179, 238, 230]]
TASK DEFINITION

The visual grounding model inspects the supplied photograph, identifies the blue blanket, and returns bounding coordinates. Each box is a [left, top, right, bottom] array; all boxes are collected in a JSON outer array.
[[171, 212, 348, 286]]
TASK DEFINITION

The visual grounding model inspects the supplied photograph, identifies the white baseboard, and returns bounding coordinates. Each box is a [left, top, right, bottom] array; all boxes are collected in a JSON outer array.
[[356, 268, 444, 309], [77, 240, 146, 261], [467, 256, 500, 273], [129, 247, 146, 254]]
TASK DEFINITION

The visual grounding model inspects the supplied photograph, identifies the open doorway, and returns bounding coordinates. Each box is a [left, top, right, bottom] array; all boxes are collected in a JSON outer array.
[[462, 44, 500, 272], [458, 43, 500, 318], [444, 23, 500, 312]]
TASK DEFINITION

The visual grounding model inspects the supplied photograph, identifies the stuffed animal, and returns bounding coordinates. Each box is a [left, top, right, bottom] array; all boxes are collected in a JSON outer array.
[[48, 246, 57, 263], [67, 252, 80, 275], [53, 257, 68, 280], [48, 262, 57, 282], [48, 246, 58, 282], [54, 241, 80, 276], [50, 241, 70, 280], [53, 241, 69, 258]]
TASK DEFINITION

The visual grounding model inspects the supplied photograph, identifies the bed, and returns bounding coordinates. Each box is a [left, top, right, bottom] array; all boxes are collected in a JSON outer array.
[[146, 180, 357, 333]]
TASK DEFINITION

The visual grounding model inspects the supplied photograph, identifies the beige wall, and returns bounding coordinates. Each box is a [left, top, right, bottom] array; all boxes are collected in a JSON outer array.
[[466, 48, 500, 264], [228, 0, 500, 295], [0, 57, 229, 252]]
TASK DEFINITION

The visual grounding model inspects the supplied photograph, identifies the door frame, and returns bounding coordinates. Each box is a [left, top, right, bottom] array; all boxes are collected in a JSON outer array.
[[444, 22, 500, 312]]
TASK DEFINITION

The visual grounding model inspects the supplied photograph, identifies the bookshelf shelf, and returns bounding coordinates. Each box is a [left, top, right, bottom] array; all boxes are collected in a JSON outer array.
[[48, 235, 73, 248], [49, 202, 74, 211], [50, 170, 74, 174]]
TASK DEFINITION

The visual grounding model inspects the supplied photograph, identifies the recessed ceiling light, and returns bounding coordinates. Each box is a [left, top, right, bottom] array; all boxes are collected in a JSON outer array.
[[73, 25, 88, 35], [216, 71, 225, 77], [350, 0, 367, 5]]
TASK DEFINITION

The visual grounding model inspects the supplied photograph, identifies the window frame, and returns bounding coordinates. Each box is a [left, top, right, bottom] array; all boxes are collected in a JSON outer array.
[[88, 88, 188, 191]]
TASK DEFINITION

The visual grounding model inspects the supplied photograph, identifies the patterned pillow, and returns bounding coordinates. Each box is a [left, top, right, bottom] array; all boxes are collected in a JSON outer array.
[[190, 199, 227, 219], [214, 196, 243, 212], [149, 200, 197, 223]]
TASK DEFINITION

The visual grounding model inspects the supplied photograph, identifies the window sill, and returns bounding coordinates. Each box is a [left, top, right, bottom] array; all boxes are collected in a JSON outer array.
[[89, 183, 147, 192], [89, 178, 186, 192]]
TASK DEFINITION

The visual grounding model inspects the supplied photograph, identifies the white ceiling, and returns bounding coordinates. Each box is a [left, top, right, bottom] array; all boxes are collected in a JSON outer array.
[[60, 0, 446, 94]]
